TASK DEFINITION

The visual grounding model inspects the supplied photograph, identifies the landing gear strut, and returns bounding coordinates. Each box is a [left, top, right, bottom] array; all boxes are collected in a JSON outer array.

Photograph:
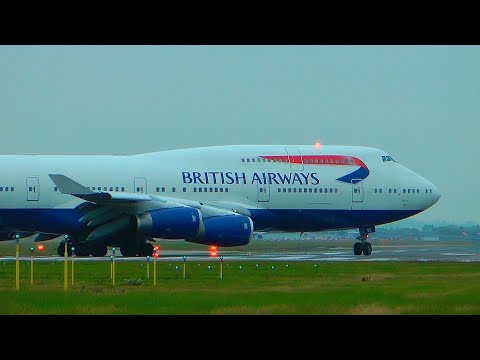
[[353, 226, 375, 256]]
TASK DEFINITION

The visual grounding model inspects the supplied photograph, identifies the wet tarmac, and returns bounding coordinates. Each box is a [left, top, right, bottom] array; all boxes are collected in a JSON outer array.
[[3, 241, 480, 262]]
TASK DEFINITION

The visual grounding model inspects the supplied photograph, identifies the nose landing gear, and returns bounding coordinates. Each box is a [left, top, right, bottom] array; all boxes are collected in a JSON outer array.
[[353, 226, 374, 256]]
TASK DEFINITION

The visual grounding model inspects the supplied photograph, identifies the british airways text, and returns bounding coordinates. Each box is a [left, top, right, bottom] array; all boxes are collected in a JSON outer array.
[[182, 171, 320, 185]]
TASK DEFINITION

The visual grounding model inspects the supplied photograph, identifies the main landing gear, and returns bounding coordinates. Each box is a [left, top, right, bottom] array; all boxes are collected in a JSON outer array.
[[56, 239, 107, 257], [353, 226, 375, 256]]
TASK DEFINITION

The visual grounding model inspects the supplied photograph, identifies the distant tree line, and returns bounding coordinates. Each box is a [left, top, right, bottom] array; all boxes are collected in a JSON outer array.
[[374, 224, 480, 240]]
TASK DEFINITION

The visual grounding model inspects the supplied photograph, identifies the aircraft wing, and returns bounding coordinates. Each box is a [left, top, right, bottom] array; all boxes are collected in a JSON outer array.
[[48, 174, 153, 202], [48, 174, 253, 242], [48, 174, 253, 215]]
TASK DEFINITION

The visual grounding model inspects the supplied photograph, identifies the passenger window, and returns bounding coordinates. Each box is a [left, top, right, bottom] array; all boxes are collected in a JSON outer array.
[[330, 188, 333, 193], [204, 187, 207, 192], [319, 188, 322, 193], [5, 187, 8, 192], [219, 188, 223, 192], [288, 188, 291, 193], [162, 187, 165, 192], [54, 187, 57, 192], [314, 188, 317, 193], [309, 188, 313, 193], [29, 187, 32, 191], [241, 158, 245, 162], [0, 187, 3, 191], [335, 188, 338, 193], [283, 188, 286, 192], [115, 187, 119, 192], [246, 159, 250, 162], [403, 189, 406, 193], [293, 188, 297, 193], [199, 188, 203, 192], [121, 187, 125, 192], [172, 187, 176, 192], [110, 187, 113, 191], [394, 189, 397, 193], [225, 188, 229, 192], [379, 189, 382, 193], [193, 188, 197, 192], [209, 188, 212, 192], [375, 189, 377, 193], [408, 189, 410, 193], [183, 187, 187, 192], [156, 187, 160, 192], [277, 188, 281, 193], [214, 188, 218, 192], [252, 159, 255, 163]]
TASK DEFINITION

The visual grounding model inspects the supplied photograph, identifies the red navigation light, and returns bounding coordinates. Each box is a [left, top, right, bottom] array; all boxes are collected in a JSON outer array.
[[154, 253, 159, 258], [153, 245, 160, 251], [37, 244, 45, 251], [210, 245, 218, 258]]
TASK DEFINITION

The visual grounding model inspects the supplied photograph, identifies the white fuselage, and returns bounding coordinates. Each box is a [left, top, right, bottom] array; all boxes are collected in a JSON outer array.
[[0, 145, 440, 236]]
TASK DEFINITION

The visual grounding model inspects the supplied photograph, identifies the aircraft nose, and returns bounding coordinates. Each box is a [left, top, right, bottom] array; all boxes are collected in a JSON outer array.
[[431, 184, 441, 204]]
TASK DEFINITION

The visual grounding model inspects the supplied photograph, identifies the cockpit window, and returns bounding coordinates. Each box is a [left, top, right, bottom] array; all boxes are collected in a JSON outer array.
[[381, 155, 396, 162]]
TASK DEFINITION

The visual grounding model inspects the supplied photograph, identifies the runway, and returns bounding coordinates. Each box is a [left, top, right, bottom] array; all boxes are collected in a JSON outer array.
[[3, 242, 480, 262]]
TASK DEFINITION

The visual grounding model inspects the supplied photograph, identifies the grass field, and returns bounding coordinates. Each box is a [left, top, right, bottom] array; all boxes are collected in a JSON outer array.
[[1, 258, 480, 314]]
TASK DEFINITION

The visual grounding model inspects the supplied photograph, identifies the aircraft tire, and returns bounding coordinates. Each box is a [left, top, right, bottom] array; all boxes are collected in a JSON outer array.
[[362, 242, 372, 256], [353, 242, 363, 255]]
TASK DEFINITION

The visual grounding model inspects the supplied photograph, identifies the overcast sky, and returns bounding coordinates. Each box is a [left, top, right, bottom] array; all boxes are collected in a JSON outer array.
[[0, 45, 478, 224]]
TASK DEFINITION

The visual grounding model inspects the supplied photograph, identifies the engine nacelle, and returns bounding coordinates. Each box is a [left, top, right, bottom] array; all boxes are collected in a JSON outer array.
[[187, 215, 253, 247], [136, 207, 201, 239]]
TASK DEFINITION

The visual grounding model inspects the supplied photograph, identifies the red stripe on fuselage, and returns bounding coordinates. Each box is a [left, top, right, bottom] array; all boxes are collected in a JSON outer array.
[[259, 155, 367, 168]]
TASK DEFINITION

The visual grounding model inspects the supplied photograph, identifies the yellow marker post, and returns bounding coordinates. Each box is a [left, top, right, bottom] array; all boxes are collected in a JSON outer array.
[[112, 248, 116, 287], [183, 256, 186, 279], [64, 241, 68, 291], [71, 247, 75, 288], [30, 247, 34, 286], [147, 256, 150, 280], [153, 253, 157, 287], [15, 238, 20, 290], [110, 255, 113, 279], [220, 255, 223, 280]]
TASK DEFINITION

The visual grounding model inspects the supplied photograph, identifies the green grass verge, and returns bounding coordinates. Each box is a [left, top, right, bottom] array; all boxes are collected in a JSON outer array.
[[1, 260, 480, 314]]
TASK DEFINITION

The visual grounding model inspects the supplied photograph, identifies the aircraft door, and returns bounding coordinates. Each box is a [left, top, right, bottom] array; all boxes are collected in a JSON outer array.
[[26, 177, 40, 201], [257, 182, 270, 202], [134, 177, 147, 194], [351, 179, 364, 210], [285, 147, 304, 171]]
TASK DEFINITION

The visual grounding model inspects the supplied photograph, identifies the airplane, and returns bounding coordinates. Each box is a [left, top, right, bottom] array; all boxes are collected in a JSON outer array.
[[0, 144, 440, 257]]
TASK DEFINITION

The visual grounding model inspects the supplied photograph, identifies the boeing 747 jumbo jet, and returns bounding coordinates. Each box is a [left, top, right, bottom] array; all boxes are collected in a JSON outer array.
[[0, 145, 440, 257]]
